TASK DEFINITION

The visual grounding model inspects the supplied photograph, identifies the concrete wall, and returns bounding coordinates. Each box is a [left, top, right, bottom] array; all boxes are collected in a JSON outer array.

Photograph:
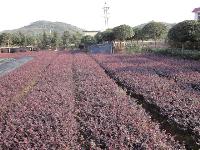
[[194, 11, 200, 20], [88, 43, 113, 54], [83, 31, 99, 37]]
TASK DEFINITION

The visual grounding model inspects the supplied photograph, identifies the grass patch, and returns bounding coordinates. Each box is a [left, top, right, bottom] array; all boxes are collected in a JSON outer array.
[[148, 48, 200, 60], [126, 43, 143, 54]]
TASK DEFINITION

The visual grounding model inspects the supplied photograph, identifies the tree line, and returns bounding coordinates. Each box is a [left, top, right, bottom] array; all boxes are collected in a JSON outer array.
[[0, 31, 82, 50], [1, 20, 199, 51], [81, 20, 200, 50], [81, 22, 168, 48]]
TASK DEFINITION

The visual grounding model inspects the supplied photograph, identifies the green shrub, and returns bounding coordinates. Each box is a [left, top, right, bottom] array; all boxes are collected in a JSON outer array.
[[126, 43, 143, 54], [168, 20, 200, 50], [81, 35, 96, 47]]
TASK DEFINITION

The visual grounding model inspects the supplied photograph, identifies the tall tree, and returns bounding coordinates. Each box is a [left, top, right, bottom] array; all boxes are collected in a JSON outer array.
[[81, 35, 96, 47], [26, 36, 35, 46], [142, 21, 167, 47], [71, 32, 82, 47], [11, 33, 21, 46], [133, 28, 142, 43], [168, 20, 200, 49], [95, 32, 103, 43], [113, 24, 134, 41], [62, 31, 72, 48], [102, 29, 115, 42], [51, 31, 59, 49], [41, 32, 49, 49], [0, 33, 12, 47], [18, 32, 26, 46]]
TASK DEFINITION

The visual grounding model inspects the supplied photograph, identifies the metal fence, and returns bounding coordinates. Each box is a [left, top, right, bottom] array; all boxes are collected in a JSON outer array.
[[88, 43, 113, 54]]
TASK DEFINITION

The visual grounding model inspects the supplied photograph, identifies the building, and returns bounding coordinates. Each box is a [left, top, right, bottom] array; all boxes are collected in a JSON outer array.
[[192, 7, 200, 20], [83, 31, 99, 37]]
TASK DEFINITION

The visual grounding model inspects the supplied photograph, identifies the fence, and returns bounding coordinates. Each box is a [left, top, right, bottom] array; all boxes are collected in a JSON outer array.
[[126, 41, 169, 49], [88, 41, 170, 54], [88, 43, 113, 54], [0, 46, 34, 53]]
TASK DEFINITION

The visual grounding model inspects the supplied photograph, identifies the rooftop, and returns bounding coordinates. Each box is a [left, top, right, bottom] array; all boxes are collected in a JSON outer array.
[[83, 30, 100, 33], [192, 7, 200, 13]]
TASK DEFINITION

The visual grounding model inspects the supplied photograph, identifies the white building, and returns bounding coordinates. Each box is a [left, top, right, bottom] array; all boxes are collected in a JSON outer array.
[[83, 31, 99, 37], [192, 7, 200, 20]]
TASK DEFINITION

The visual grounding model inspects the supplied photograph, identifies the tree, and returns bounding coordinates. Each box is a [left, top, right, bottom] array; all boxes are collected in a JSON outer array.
[[51, 31, 59, 49], [11, 32, 27, 47], [71, 32, 82, 48], [11, 33, 35, 47], [113, 24, 134, 41], [26, 36, 35, 46], [95, 32, 103, 43], [95, 29, 114, 43], [133, 28, 144, 43], [18, 32, 26, 46], [81, 35, 96, 47], [0, 33, 12, 47], [11, 33, 21, 46], [41, 32, 49, 49], [142, 21, 167, 47], [62, 31, 72, 48], [168, 20, 200, 49], [102, 29, 115, 42]]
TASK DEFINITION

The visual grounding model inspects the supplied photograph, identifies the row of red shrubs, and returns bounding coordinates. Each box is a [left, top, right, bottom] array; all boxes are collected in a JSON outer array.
[[73, 53, 183, 149], [93, 53, 200, 146], [1, 52, 185, 149], [0, 52, 79, 149]]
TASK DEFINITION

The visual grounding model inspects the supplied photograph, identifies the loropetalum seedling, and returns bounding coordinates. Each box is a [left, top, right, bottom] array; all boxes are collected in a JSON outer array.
[[94, 53, 200, 145], [0, 51, 57, 112], [0, 52, 79, 149], [0, 51, 189, 149], [74, 53, 183, 149]]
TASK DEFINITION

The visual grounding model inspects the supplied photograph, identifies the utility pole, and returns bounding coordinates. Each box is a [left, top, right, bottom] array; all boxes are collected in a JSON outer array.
[[103, 2, 110, 29]]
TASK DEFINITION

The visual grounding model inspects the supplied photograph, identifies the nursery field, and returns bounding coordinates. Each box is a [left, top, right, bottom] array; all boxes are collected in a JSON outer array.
[[0, 51, 200, 149]]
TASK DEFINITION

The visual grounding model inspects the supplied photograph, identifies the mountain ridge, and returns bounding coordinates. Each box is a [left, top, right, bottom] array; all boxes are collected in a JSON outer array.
[[1, 20, 84, 36], [134, 22, 176, 29]]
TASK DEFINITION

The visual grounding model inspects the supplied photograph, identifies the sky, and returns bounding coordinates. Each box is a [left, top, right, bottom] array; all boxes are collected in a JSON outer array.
[[0, 0, 199, 31]]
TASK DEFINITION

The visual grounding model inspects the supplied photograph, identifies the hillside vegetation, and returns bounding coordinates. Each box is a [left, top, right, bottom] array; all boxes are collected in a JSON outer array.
[[1, 20, 83, 36]]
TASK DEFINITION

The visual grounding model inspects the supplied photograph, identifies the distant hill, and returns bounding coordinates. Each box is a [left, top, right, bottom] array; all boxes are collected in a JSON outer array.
[[1, 20, 84, 36], [134, 22, 176, 29]]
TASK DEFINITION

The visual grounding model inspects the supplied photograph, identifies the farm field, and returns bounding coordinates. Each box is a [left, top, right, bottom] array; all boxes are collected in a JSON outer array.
[[0, 51, 199, 149], [93, 53, 200, 148]]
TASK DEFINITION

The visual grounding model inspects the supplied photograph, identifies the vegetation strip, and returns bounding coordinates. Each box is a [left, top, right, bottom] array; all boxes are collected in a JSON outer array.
[[92, 54, 200, 149], [0, 53, 57, 113], [1, 52, 79, 149], [0, 52, 58, 114], [73, 53, 183, 149]]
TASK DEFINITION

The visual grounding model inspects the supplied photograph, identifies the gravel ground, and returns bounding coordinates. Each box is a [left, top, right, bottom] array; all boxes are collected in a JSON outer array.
[[0, 56, 33, 76]]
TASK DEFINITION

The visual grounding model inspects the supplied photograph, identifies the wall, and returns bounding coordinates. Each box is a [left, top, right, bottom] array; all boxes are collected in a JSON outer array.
[[195, 13, 198, 20], [88, 43, 113, 54], [83, 31, 99, 37], [194, 11, 200, 20]]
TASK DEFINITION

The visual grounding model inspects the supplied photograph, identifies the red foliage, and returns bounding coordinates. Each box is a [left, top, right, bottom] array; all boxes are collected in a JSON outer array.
[[0, 51, 58, 111], [94, 53, 200, 143], [0, 52, 187, 149], [74, 53, 183, 149], [0, 51, 37, 59], [0, 52, 78, 149]]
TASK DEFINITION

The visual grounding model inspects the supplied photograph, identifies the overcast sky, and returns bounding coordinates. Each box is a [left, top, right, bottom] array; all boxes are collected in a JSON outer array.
[[0, 0, 199, 31]]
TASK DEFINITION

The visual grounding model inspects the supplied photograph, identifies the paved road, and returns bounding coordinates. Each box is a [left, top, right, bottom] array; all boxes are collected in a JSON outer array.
[[0, 56, 33, 76]]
